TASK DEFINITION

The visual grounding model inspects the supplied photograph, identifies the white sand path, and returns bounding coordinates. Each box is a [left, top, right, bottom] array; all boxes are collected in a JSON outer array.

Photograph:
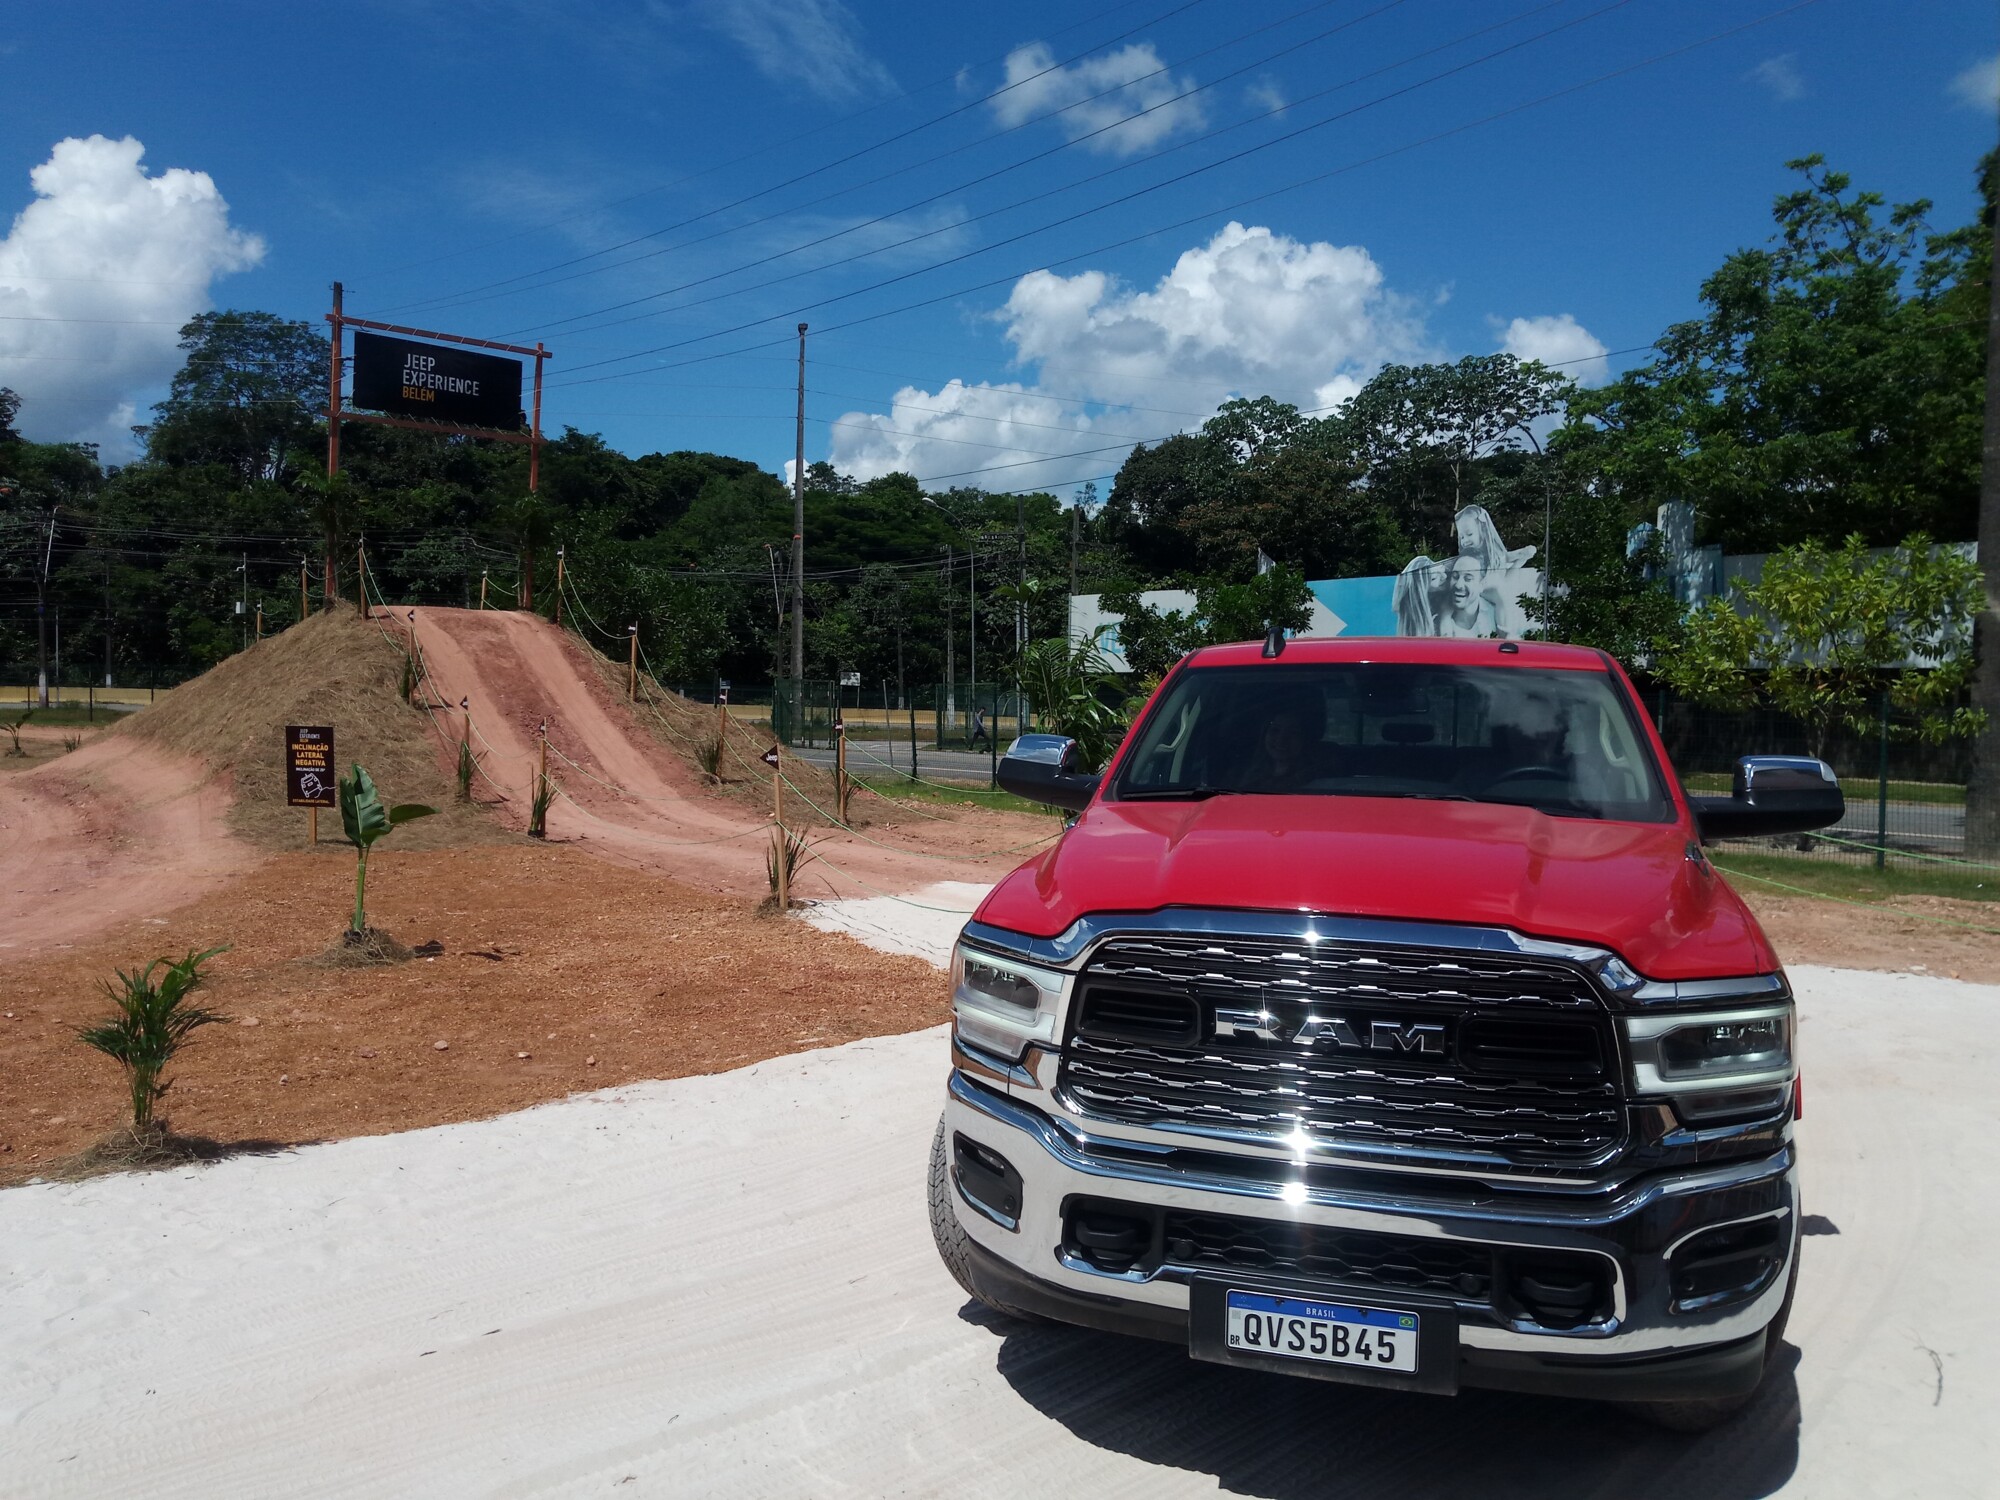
[[2, 938, 1995, 1497]]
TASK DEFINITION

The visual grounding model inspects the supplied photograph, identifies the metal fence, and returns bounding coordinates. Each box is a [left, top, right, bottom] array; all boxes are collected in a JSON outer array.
[[771, 680, 1029, 754], [1648, 690, 1968, 867]]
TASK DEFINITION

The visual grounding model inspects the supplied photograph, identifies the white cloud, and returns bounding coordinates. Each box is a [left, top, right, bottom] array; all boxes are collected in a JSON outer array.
[[1002, 222, 1429, 413], [696, 0, 892, 103], [825, 222, 1434, 488], [989, 41, 1206, 156], [0, 135, 264, 458], [1748, 53, 1805, 102], [825, 380, 1137, 490], [1244, 78, 1288, 115], [1498, 313, 1609, 385], [1949, 52, 2000, 110]]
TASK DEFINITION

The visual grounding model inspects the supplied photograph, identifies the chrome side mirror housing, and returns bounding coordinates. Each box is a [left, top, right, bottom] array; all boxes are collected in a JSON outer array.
[[1688, 755, 1844, 842], [997, 734, 1101, 814]]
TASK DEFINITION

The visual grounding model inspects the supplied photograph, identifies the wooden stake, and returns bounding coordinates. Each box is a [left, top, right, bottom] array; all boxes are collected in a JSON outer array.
[[254, 604, 263, 641], [553, 548, 565, 626], [357, 538, 368, 618], [772, 747, 788, 911], [627, 625, 639, 701], [479, 570, 489, 609], [309, 805, 318, 845], [299, 560, 309, 622], [834, 713, 849, 825], [533, 722, 549, 838]]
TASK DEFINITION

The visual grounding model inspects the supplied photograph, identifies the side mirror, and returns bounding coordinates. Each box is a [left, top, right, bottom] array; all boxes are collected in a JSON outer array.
[[1688, 756, 1844, 842], [997, 733, 1101, 814]]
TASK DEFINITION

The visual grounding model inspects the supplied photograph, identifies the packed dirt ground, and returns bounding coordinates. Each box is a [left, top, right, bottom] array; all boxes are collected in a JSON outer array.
[[0, 843, 947, 1185]]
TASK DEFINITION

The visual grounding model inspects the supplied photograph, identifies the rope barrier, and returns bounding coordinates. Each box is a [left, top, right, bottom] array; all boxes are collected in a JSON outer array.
[[1711, 861, 2000, 937], [1778, 829, 2000, 874]]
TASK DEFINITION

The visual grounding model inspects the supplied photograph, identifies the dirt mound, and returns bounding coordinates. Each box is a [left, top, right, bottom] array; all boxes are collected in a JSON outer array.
[[569, 633, 857, 828], [119, 610, 495, 852]]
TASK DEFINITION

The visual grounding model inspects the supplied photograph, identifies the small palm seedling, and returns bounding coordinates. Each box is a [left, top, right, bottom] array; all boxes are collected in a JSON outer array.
[[456, 737, 476, 801], [527, 770, 554, 838], [62, 732, 82, 753], [339, 763, 437, 936], [765, 825, 815, 905], [77, 946, 230, 1139], [2, 709, 29, 756], [696, 734, 724, 783]]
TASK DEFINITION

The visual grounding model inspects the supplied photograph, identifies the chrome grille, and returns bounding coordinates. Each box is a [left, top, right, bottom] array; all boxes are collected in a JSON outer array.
[[1057, 934, 1625, 1166], [1164, 1211, 1494, 1300]]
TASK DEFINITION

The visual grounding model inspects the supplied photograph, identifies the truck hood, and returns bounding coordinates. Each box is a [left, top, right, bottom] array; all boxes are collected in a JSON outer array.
[[973, 794, 1776, 981]]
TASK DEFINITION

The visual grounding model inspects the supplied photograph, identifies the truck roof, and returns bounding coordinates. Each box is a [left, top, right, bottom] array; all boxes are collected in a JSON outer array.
[[1185, 637, 1610, 671]]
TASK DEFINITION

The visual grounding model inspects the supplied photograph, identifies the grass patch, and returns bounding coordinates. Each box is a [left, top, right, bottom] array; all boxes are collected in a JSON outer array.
[[1683, 772, 1964, 806], [1709, 849, 1998, 904], [0, 705, 133, 727], [854, 774, 1048, 818]]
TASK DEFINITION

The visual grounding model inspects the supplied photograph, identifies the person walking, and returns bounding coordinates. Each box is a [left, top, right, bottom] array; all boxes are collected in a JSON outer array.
[[969, 706, 989, 750]]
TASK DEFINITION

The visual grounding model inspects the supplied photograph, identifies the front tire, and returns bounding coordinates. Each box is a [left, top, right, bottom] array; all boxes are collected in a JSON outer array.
[[1634, 1233, 1800, 1433], [927, 1119, 1044, 1324]]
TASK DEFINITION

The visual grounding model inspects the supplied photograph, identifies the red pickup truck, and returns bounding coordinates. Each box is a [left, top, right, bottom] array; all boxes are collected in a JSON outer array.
[[929, 636, 1841, 1430]]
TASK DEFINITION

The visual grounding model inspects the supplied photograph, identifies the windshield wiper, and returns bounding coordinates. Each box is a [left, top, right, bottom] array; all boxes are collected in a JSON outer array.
[[1371, 791, 1477, 802], [1117, 785, 1240, 801]]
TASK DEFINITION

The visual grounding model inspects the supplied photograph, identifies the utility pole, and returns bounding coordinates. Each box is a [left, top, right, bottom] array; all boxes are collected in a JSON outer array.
[[940, 545, 955, 733], [790, 322, 807, 688], [325, 281, 343, 606], [1070, 502, 1080, 602], [1966, 154, 2000, 856], [35, 508, 56, 708], [104, 551, 112, 688]]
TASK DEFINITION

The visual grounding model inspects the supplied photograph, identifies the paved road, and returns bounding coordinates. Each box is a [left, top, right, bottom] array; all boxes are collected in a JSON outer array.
[[3, 959, 1993, 1498], [793, 740, 1000, 784], [797, 750, 1976, 852]]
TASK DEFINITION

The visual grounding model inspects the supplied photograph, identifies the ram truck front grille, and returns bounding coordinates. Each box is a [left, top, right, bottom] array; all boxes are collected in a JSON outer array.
[[1057, 934, 1626, 1168]]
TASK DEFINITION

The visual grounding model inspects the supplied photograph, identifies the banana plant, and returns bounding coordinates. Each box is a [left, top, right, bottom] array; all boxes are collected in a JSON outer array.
[[338, 763, 437, 934]]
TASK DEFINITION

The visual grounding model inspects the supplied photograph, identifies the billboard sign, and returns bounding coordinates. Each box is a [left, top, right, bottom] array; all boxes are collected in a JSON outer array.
[[286, 725, 336, 807], [351, 331, 523, 431]]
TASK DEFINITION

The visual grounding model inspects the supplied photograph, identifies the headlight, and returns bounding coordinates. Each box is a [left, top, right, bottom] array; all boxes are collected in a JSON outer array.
[[1622, 1000, 1795, 1125], [951, 943, 1066, 1062]]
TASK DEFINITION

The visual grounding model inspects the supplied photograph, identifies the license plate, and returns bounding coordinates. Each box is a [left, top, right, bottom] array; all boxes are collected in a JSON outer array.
[[1223, 1290, 1419, 1373]]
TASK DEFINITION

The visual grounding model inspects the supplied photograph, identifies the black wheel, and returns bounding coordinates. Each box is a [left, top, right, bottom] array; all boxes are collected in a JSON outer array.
[[927, 1119, 1046, 1323], [1633, 1233, 1800, 1434]]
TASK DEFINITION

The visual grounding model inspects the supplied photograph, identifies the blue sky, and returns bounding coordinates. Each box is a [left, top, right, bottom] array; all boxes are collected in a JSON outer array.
[[1, 0, 1994, 491]]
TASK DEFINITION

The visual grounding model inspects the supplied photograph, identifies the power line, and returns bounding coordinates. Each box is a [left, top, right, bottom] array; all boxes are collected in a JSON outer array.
[[547, 0, 1639, 381], [509, 0, 1560, 345], [448, 0, 1396, 326], [550, 2, 1819, 393], [376, 0, 1218, 312]]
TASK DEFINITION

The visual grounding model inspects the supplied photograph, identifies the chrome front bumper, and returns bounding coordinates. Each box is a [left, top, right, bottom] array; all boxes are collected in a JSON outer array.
[[943, 1069, 1797, 1398]]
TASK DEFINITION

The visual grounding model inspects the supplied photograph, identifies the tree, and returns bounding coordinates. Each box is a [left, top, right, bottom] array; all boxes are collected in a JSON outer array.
[[146, 311, 327, 484], [1567, 155, 1989, 551], [1490, 448, 1684, 663], [1101, 567, 1314, 682], [1337, 355, 1572, 549], [0, 387, 20, 445], [1655, 534, 1984, 760], [1018, 630, 1126, 771]]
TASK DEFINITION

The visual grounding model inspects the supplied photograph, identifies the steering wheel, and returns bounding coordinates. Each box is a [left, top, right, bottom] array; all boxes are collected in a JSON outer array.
[[1489, 765, 1567, 785]]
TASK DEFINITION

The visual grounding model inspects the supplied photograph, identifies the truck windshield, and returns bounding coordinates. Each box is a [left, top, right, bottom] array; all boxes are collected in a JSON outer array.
[[1110, 662, 1673, 822]]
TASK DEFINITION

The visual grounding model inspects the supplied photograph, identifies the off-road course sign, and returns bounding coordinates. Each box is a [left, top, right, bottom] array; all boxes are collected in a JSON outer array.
[[286, 725, 336, 807], [351, 330, 523, 431]]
